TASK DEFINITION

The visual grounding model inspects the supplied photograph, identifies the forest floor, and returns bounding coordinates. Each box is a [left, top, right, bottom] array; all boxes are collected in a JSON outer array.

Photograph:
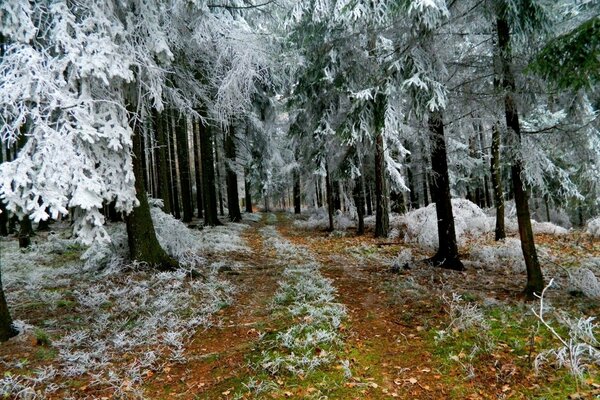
[[1, 211, 599, 399]]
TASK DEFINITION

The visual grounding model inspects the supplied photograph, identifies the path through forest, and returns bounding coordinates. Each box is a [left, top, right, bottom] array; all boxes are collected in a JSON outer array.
[[142, 213, 596, 399]]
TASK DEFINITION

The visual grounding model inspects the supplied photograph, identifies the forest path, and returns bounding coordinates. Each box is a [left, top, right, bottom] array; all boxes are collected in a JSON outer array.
[[145, 213, 444, 399], [142, 213, 570, 400], [143, 214, 285, 399]]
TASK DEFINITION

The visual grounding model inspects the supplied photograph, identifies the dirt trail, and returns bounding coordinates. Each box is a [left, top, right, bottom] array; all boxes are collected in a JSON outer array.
[[144, 219, 284, 399]]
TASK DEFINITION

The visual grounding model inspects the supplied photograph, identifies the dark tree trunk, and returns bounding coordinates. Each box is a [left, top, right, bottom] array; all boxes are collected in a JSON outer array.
[[325, 162, 334, 232], [374, 95, 389, 238], [175, 114, 193, 223], [214, 138, 225, 217], [422, 164, 430, 207], [333, 180, 342, 211], [353, 174, 365, 235], [427, 110, 464, 271], [224, 126, 242, 222], [0, 265, 16, 342], [153, 110, 172, 214], [544, 196, 551, 222], [0, 145, 8, 236], [168, 112, 181, 219], [192, 117, 204, 219], [139, 125, 149, 193], [490, 123, 506, 240], [18, 217, 32, 248], [199, 118, 221, 226], [365, 182, 373, 216], [315, 179, 323, 208], [244, 169, 253, 213], [406, 149, 418, 210], [293, 171, 301, 214], [497, 15, 543, 298], [125, 90, 177, 270]]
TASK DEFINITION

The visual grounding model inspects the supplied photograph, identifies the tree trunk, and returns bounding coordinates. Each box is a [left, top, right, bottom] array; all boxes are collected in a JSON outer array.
[[490, 123, 506, 240], [354, 172, 365, 235], [214, 138, 225, 217], [224, 126, 242, 222], [0, 144, 8, 236], [374, 95, 389, 238], [365, 182, 373, 216], [315, 179, 323, 208], [125, 90, 177, 270], [293, 171, 301, 214], [333, 180, 342, 211], [497, 15, 543, 298], [168, 112, 181, 219], [199, 118, 222, 226], [192, 117, 204, 219], [18, 217, 32, 248], [244, 168, 253, 213], [325, 162, 334, 232], [175, 114, 193, 223], [153, 109, 172, 214], [427, 110, 464, 271], [0, 265, 16, 342]]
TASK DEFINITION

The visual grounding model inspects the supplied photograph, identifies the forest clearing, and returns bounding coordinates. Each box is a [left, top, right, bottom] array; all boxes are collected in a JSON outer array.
[[0, 0, 599, 399]]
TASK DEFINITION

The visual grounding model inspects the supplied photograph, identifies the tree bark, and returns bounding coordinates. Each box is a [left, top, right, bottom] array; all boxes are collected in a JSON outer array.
[[168, 112, 181, 219], [427, 110, 464, 271], [374, 95, 389, 238], [0, 144, 8, 236], [124, 89, 177, 270], [490, 123, 506, 240], [153, 109, 172, 214], [244, 168, 253, 213], [214, 137, 225, 217], [199, 118, 222, 226], [353, 171, 365, 235], [224, 126, 242, 222], [497, 15, 544, 298], [293, 170, 301, 214], [175, 114, 193, 223], [0, 265, 16, 342], [192, 117, 204, 219], [18, 217, 32, 248], [325, 162, 334, 231], [315, 179, 323, 208]]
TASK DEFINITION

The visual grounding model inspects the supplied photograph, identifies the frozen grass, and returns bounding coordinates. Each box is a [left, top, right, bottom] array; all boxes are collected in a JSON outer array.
[[245, 226, 347, 388], [470, 238, 526, 273], [0, 212, 238, 398], [533, 279, 600, 380], [293, 208, 354, 231], [242, 212, 263, 222]]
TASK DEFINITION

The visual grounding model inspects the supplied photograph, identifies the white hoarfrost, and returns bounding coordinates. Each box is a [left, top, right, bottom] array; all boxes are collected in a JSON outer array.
[[0, 205, 254, 398], [587, 217, 600, 238]]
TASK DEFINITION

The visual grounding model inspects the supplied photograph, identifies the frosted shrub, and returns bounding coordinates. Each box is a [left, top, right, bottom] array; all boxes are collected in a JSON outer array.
[[587, 217, 600, 238], [568, 268, 600, 298], [293, 208, 330, 231], [531, 221, 569, 235], [80, 223, 128, 270], [398, 199, 493, 250], [533, 279, 600, 379], [334, 210, 353, 230], [443, 293, 489, 332], [470, 238, 525, 272]]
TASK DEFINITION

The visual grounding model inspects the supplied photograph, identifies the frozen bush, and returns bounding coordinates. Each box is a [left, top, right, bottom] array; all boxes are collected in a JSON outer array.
[[534, 279, 600, 379], [568, 268, 600, 298], [587, 217, 600, 238], [399, 199, 494, 250], [471, 238, 525, 272]]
